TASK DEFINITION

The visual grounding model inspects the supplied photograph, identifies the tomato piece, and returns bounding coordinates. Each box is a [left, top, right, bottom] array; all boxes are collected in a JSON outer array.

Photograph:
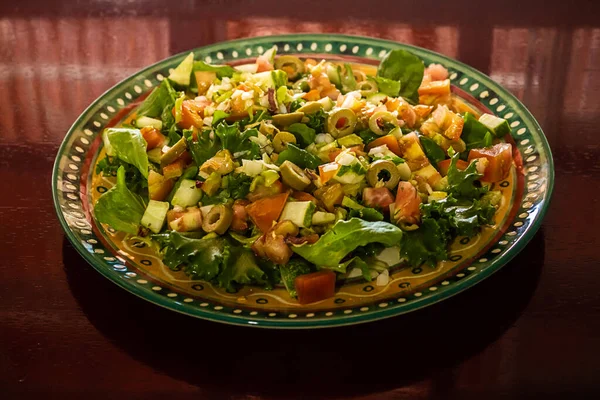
[[231, 199, 250, 232], [318, 162, 341, 184], [291, 191, 318, 203], [246, 180, 284, 202], [256, 54, 274, 72], [468, 143, 513, 183], [264, 234, 292, 264], [365, 135, 402, 156], [363, 187, 395, 210], [245, 192, 290, 233], [295, 270, 337, 304], [178, 99, 209, 129], [437, 158, 469, 177], [140, 126, 165, 150], [394, 181, 421, 224]]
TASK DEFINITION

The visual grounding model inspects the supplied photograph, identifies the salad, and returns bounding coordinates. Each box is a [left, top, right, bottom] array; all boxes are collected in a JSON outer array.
[[94, 47, 513, 304]]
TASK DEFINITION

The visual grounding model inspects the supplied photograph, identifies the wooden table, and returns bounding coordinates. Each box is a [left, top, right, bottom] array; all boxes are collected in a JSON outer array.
[[1, 1, 599, 398]]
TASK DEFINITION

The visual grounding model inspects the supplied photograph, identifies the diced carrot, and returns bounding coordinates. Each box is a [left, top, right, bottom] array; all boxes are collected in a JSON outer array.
[[418, 79, 451, 96], [295, 271, 337, 304], [178, 99, 210, 129], [365, 135, 402, 156], [246, 180, 284, 202], [141, 127, 165, 150], [162, 159, 186, 180], [303, 89, 321, 101], [413, 104, 434, 120], [291, 191, 318, 203], [437, 159, 469, 177], [245, 192, 290, 233], [318, 162, 340, 184]]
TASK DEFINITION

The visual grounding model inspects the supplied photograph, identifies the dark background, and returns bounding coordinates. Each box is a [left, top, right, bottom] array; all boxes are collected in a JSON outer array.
[[1, 1, 599, 398]]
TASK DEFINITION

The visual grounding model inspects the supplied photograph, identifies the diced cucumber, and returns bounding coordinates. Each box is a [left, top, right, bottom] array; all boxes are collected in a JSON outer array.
[[326, 64, 342, 89], [147, 148, 162, 164], [318, 96, 334, 111], [375, 246, 401, 267], [478, 113, 511, 138], [141, 200, 169, 234], [366, 93, 388, 105], [168, 52, 194, 87], [397, 162, 412, 181], [311, 211, 336, 225], [342, 196, 363, 210], [171, 179, 202, 207], [136, 116, 163, 130], [337, 134, 363, 148], [279, 201, 316, 228]]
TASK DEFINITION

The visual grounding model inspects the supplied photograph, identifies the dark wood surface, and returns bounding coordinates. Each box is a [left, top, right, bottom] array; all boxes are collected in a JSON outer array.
[[1, 1, 600, 399]]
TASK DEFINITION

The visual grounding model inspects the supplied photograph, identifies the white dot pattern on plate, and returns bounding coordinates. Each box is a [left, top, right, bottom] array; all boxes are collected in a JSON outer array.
[[470, 83, 479, 91], [360, 307, 369, 312], [460, 77, 468, 85], [310, 42, 317, 51], [325, 43, 332, 52], [449, 72, 457, 80], [339, 44, 347, 52], [490, 98, 498, 105]]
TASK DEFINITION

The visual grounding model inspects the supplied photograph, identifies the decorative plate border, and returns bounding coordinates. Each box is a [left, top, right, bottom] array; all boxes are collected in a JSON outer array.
[[52, 34, 554, 328]]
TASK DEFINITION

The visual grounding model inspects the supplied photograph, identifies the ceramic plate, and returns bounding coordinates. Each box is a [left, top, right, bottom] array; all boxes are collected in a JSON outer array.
[[53, 34, 553, 328]]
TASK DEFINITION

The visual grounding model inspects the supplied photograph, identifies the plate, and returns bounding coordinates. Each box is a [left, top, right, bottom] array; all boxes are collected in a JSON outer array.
[[52, 34, 553, 328]]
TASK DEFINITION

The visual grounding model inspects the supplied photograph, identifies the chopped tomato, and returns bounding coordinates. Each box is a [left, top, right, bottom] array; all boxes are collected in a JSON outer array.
[[140, 126, 165, 150], [365, 135, 402, 156], [413, 105, 434, 120], [231, 199, 250, 232], [246, 180, 284, 202], [245, 192, 289, 233], [256, 54, 274, 72], [437, 158, 469, 177], [178, 98, 210, 129], [295, 271, 337, 304], [468, 143, 513, 182], [318, 162, 341, 184], [291, 191, 318, 203], [362, 187, 395, 210], [394, 181, 421, 224]]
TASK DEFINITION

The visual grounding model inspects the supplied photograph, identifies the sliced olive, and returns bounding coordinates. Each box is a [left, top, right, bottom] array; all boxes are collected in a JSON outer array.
[[272, 112, 305, 128], [202, 204, 233, 235], [274, 55, 305, 81], [160, 138, 187, 166], [280, 160, 311, 191], [273, 131, 297, 153], [296, 101, 323, 115], [358, 79, 378, 96], [368, 111, 398, 136], [326, 108, 357, 138], [367, 159, 401, 189], [259, 121, 280, 137]]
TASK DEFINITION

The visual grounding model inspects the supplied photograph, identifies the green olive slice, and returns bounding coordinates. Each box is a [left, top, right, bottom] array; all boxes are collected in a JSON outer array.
[[296, 101, 323, 115], [273, 131, 297, 153], [368, 111, 398, 136], [358, 79, 378, 96], [279, 160, 311, 191], [272, 112, 305, 128], [326, 108, 357, 138], [160, 137, 187, 166], [366, 159, 401, 189], [274, 55, 305, 81], [202, 204, 233, 235]]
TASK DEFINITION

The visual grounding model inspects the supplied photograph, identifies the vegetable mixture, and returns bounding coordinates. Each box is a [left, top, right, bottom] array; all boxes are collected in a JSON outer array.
[[95, 47, 513, 304]]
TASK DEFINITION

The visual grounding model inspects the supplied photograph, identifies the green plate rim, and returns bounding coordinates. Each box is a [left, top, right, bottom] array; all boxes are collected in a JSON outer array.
[[52, 33, 554, 328]]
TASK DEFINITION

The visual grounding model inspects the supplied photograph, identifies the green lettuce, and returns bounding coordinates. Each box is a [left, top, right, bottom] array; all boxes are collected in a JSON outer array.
[[377, 49, 424, 104], [102, 128, 149, 178], [277, 144, 322, 169], [184, 128, 220, 166], [218, 247, 266, 292], [400, 218, 449, 267], [192, 61, 236, 78], [136, 79, 177, 119], [279, 259, 313, 298], [446, 153, 487, 200], [462, 112, 493, 151], [287, 123, 316, 148], [214, 122, 260, 160], [94, 166, 146, 235], [367, 76, 401, 97], [292, 218, 403, 267], [95, 156, 147, 194]]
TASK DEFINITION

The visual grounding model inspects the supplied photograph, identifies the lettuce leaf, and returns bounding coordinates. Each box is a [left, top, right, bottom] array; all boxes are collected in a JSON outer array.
[[214, 122, 261, 160], [292, 218, 403, 267], [136, 79, 177, 119], [192, 61, 236, 79], [276, 144, 322, 169], [400, 218, 450, 267], [279, 259, 314, 298], [95, 156, 147, 194], [218, 247, 266, 292], [94, 166, 146, 234], [377, 49, 424, 104], [462, 112, 493, 151], [367, 76, 401, 97], [287, 123, 316, 148], [184, 128, 220, 166], [446, 153, 487, 200], [102, 128, 149, 178]]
